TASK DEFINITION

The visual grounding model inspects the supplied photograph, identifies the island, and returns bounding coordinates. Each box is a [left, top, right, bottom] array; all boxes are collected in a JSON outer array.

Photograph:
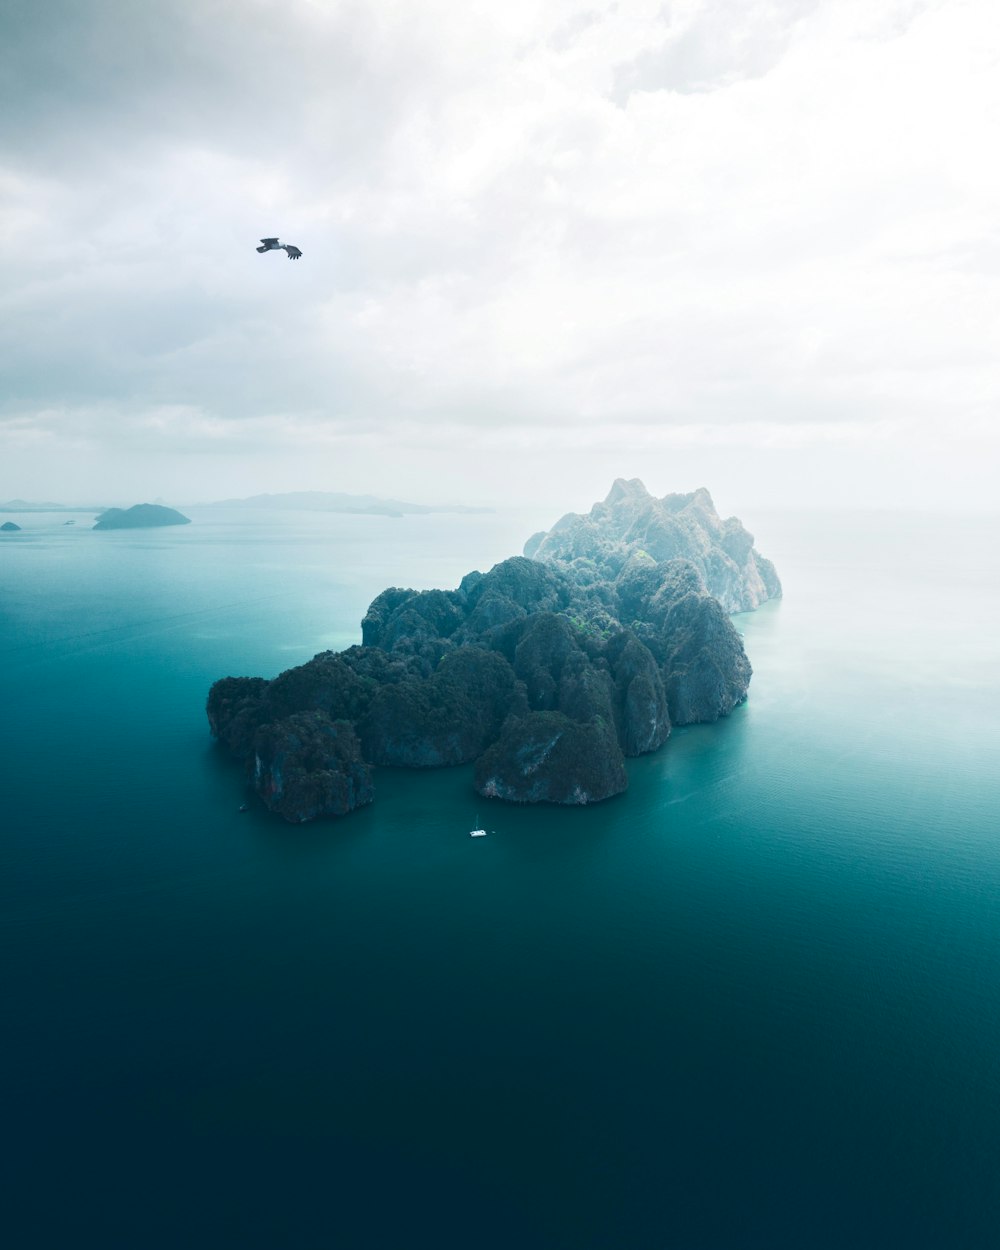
[[525, 477, 781, 612], [1, 521, 21, 532], [207, 481, 779, 822], [0, 498, 107, 512], [93, 504, 191, 530]]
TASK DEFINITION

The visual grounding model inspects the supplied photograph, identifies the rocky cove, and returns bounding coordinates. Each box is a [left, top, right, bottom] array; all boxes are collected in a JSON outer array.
[[206, 480, 780, 821]]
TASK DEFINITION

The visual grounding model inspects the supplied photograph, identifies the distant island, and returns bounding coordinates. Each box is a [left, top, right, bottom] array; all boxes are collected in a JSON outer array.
[[2, 490, 491, 519], [93, 504, 191, 530], [207, 481, 780, 823], [202, 491, 492, 517], [1, 521, 22, 532], [0, 499, 108, 513]]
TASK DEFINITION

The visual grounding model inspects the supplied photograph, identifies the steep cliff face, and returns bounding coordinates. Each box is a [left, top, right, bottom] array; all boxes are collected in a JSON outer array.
[[657, 593, 753, 724], [524, 479, 781, 613], [609, 635, 671, 756], [207, 676, 270, 757], [208, 484, 764, 820], [474, 712, 627, 805], [252, 713, 373, 823], [358, 647, 526, 767]]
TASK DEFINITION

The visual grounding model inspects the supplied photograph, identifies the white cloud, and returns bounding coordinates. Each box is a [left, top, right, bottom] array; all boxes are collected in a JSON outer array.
[[1, 0, 998, 508]]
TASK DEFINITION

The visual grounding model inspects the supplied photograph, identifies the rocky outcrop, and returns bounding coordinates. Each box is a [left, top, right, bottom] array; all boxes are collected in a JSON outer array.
[[358, 647, 526, 767], [608, 634, 671, 756], [474, 712, 627, 805], [0, 521, 21, 532], [524, 478, 781, 613], [93, 504, 191, 530], [208, 484, 763, 821], [656, 593, 752, 724], [207, 676, 270, 757], [252, 712, 373, 823]]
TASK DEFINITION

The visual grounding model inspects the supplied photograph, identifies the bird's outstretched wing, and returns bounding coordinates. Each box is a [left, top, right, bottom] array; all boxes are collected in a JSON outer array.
[[259, 238, 279, 245], [284, 245, 302, 260]]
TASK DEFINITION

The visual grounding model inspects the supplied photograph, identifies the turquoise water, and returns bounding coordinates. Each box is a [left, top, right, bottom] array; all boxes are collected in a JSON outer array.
[[3, 507, 1000, 1248]]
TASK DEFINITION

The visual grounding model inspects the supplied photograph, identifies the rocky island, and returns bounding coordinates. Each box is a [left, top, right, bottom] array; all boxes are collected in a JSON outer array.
[[207, 481, 779, 822], [525, 478, 781, 612], [93, 504, 191, 530]]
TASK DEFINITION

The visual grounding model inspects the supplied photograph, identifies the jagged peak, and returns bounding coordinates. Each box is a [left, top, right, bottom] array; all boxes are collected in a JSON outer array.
[[657, 487, 716, 514], [525, 481, 781, 612], [689, 487, 715, 512], [603, 478, 651, 507]]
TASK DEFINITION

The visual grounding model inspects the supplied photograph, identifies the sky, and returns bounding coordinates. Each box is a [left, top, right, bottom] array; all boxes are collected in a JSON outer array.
[[1, 0, 998, 513]]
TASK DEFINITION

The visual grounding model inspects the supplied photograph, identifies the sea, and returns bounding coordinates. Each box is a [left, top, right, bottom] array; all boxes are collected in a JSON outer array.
[[3, 505, 999, 1249]]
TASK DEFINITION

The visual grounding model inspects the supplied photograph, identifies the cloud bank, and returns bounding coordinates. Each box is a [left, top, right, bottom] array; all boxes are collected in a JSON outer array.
[[1, 0, 997, 510]]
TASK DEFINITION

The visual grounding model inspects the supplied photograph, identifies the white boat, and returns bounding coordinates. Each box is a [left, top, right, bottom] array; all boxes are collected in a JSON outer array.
[[469, 828, 487, 838]]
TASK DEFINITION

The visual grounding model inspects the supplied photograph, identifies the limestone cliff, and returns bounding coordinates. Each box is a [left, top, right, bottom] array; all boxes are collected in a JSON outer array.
[[524, 479, 781, 613], [252, 713, 373, 823], [208, 536, 752, 817]]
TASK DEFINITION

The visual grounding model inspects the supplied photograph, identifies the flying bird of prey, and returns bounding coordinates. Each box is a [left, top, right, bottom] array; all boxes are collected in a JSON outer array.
[[256, 237, 302, 260]]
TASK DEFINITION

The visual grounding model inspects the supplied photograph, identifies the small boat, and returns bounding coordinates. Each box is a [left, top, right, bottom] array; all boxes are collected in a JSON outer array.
[[469, 827, 487, 838]]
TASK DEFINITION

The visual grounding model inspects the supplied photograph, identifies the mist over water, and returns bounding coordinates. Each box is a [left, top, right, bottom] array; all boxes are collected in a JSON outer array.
[[3, 506, 999, 1247]]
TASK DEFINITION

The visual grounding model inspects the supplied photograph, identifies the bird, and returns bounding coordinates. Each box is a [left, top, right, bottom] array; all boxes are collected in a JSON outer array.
[[256, 237, 302, 260]]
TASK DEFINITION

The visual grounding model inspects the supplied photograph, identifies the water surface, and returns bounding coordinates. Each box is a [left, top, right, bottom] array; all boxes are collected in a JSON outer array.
[[3, 507, 999, 1248]]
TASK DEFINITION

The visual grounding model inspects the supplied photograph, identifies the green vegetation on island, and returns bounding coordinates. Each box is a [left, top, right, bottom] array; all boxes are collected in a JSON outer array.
[[208, 482, 776, 823]]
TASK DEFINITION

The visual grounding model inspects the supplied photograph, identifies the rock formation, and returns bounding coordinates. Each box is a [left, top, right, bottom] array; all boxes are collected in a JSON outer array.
[[1, 521, 21, 532], [252, 713, 373, 823], [475, 712, 627, 805], [207, 482, 773, 821], [524, 478, 781, 613], [93, 504, 191, 530]]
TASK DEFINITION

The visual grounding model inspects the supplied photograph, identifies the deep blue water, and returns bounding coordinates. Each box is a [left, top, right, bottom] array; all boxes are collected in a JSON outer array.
[[3, 507, 1000, 1248]]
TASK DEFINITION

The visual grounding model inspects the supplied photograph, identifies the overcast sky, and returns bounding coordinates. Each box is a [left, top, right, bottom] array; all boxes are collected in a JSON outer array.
[[2, 0, 998, 512]]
